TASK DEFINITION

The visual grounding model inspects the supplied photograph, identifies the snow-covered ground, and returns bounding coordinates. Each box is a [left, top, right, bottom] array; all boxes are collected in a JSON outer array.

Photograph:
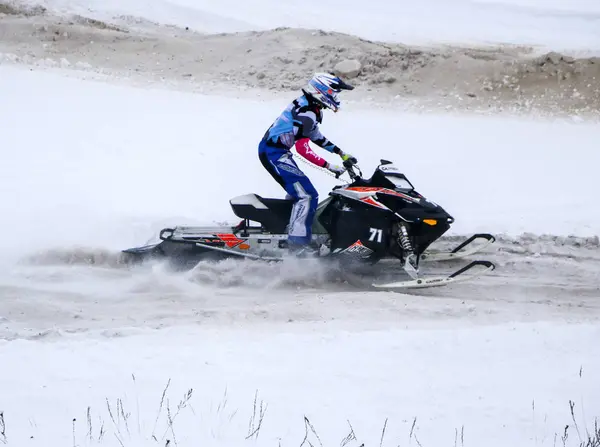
[[1, 323, 600, 447], [1, 0, 599, 446]]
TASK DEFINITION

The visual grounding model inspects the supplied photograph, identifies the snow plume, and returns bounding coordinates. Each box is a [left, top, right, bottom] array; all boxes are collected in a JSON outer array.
[[186, 256, 341, 289], [11, 244, 348, 290], [4, 232, 599, 320], [20, 247, 130, 269]]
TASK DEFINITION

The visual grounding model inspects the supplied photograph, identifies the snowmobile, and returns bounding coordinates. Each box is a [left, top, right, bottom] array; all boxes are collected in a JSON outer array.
[[122, 159, 496, 289]]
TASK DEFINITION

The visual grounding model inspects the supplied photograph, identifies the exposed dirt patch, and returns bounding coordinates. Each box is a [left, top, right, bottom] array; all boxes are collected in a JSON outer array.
[[69, 14, 127, 32], [0, 1, 46, 16], [1, 10, 599, 117]]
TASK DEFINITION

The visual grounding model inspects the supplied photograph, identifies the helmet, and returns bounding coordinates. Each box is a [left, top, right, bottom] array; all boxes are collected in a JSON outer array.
[[304, 72, 354, 112]]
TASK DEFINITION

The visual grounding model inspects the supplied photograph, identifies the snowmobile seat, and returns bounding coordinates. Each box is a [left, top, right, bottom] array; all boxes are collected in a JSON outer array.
[[229, 194, 294, 234]]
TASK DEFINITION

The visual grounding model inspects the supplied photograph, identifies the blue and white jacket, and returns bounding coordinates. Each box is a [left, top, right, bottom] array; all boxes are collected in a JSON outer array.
[[261, 94, 341, 155]]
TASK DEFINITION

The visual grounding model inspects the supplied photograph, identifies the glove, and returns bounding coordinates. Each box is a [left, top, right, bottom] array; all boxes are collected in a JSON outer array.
[[325, 162, 346, 177], [338, 150, 357, 165]]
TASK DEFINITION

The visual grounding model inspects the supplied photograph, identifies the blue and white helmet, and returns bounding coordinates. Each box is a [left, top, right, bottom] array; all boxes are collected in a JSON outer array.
[[304, 72, 354, 112]]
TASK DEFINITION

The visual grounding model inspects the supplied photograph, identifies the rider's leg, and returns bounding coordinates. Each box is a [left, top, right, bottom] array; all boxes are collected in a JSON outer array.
[[284, 174, 318, 247], [259, 146, 318, 247], [259, 141, 287, 189]]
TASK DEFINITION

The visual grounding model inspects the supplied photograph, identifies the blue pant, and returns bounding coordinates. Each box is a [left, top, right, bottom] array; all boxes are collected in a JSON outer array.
[[258, 140, 318, 246]]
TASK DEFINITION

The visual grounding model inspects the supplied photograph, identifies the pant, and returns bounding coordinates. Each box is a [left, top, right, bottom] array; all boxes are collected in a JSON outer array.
[[258, 139, 318, 246]]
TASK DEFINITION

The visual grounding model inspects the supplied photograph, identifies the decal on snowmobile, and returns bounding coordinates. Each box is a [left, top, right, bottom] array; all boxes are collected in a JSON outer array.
[[336, 240, 374, 258], [379, 164, 400, 172], [216, 233, 246, 248], [345, 187, 380, 192], [360, 196, 388, 209], [346, 187, 421, 203], [199, 238, 223, 245]]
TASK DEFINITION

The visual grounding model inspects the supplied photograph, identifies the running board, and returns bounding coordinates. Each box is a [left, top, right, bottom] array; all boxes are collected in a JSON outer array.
[[194, 242, 282, 262]]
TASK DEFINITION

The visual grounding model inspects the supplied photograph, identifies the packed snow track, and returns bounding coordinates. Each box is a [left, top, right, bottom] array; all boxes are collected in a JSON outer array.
[[1, 234, 597, 340]]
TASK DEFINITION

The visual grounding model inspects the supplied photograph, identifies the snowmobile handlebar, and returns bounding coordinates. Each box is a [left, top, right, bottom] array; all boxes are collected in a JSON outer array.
[[337, 158, 362, 180]]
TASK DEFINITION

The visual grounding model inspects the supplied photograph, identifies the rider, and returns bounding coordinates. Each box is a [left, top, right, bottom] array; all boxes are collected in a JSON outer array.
[[258, 72, 358, 255]]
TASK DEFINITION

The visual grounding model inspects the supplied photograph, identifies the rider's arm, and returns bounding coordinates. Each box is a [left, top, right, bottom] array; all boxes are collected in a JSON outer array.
[[294, 110, 342, 155], [294, 138, 328, 167]]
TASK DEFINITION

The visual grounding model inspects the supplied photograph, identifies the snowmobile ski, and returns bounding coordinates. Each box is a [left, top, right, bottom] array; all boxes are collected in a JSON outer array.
[[372, 260, 495, 289]]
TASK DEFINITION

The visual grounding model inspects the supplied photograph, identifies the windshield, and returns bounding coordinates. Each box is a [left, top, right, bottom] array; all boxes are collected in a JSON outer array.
[[386, 175, 413, 190]]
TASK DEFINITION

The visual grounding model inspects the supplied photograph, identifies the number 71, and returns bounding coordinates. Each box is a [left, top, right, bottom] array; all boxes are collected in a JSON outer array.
[[369, 228, 383, 243]]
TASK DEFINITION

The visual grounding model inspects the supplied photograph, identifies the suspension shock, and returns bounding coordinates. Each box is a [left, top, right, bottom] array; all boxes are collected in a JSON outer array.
[[398, 223, 419, 277], [397, 223, 414, 255]]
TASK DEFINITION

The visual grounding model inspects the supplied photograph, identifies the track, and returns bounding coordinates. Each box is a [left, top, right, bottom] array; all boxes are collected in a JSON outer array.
[[1, 234, 598, 340]]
